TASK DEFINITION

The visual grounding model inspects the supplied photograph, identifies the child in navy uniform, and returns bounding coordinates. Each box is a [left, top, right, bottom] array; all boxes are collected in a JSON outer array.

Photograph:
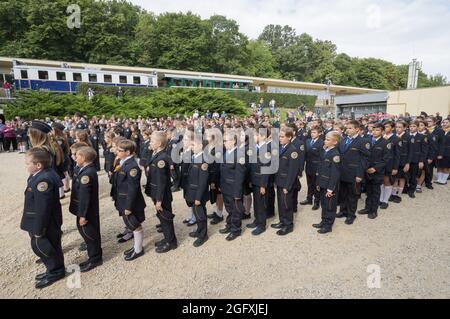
[[145, 131, 178, 253], [313, 131, 341, 234], [21, 148, 65, 289], [69, 146, 102, 272], [301, 126, 324, 210], [113, 139, 147, 261]]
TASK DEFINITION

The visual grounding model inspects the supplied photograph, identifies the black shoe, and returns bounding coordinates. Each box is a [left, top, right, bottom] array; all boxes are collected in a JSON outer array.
[[426, 184, 434, 190], [118, 234, 133, 243], [368, 213, 378, 219], [59, 195, 66, 200], [345, 218, 355, 225], [226, 233, 241, 241], [210, 214, 224, 225], [336, 212, 346, 218], [312, 203, 320, 211], [187, 220, 197, 227], [219, 227, 231, 234], [358, 208, 369, 215], [388, 195, 395, 202], [271, 222, 284, 229], [116, 233, 125, 239], [193, 236, 208, 247], [35, 273, 65, 289], [252, 227, 266, 236], [35, 272, 47, 281], [183, 218, 190, 224], [80, 260, 103, 272], [300, 200, 312, 205], [246, 222, 258, 229], [312, 223, 323, 229], [79, 242, 87, 251], [35, 258, 43, 264], [157, 228, 163, 233], [189, 231, 198, 238], [207, 212, 217, 219], [380, 203, 388, 210], [154, 239, 166, 247], [155, 224, 162, 228], [125, 249, 144, 261], [277, 226, 293, 236], [318, 228, 332, 234], [408, 192, 416, 198], [392, 195, 402, 203], [171, 186, 180, 192], [123, 247, 135, 256], [402, 188, 408, 194], [64, 188, 71, 193], [156, 242, 177, 253], [242, 213, 251, 220]]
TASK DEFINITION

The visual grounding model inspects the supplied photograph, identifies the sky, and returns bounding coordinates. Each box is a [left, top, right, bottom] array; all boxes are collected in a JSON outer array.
[[131, 0, 450, 81]]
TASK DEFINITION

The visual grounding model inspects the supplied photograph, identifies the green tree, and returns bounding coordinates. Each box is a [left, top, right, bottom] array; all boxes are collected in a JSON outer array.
[[133, 12, 214, 72], [242, 40, 279, 78], [207, 15, 250, 75]]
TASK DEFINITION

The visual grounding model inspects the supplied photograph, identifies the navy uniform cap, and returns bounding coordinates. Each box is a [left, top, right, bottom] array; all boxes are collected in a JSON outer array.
[[31, 120, 52, 134], [52, 122, 66, 131]]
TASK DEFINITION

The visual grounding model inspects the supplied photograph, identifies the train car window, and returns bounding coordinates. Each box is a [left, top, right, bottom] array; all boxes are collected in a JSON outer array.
[[56, 72, 66, 81], [104, 74, 112, 83], [73, 73, 82, 81], [133, 76, 141, 85], [119, 76, 127, 84], [89, 74, 97, 82], [38, 71, 49, 80], [21, 70, 28, 79]]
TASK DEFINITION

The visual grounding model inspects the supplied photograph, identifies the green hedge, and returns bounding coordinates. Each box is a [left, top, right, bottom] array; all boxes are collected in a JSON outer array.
[[77, 84, 317, 109], [226, 91, 316, 109], [4, 89, 248, 120]]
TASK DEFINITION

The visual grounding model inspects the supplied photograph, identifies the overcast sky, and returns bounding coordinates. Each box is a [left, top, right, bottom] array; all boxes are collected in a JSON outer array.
[[131, 0, 450, 81]]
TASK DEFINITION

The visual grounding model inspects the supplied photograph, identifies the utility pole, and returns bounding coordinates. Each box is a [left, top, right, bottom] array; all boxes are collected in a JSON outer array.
[[407, 59, 422, 90]]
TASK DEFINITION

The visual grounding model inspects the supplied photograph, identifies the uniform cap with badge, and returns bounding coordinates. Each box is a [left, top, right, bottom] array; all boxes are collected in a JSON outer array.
[[31, 120, 52, 134]]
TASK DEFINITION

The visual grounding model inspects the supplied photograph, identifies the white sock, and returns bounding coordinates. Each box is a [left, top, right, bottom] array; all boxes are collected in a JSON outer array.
[[133, 230, 143, 253], [380, 185, 385, 202], [59, 187, 64, 197], [437, 172, 443, 183], [215, 205, 223, 217], [384, 186, 393, 203], [190, 207, 197, 222], [392, 186, 398, 196]]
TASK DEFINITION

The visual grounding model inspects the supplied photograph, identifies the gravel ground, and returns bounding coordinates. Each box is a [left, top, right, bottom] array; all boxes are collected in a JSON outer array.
[[0, 151, 449, 299]]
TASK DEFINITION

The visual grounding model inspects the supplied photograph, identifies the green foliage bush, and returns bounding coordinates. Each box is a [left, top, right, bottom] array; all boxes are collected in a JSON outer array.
[[77, 84, 317, 109], [4, 89, 249, 120]]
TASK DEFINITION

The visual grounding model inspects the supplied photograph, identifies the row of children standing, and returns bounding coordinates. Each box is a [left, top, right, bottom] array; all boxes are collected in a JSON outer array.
[[21, 114, 450, 289]]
